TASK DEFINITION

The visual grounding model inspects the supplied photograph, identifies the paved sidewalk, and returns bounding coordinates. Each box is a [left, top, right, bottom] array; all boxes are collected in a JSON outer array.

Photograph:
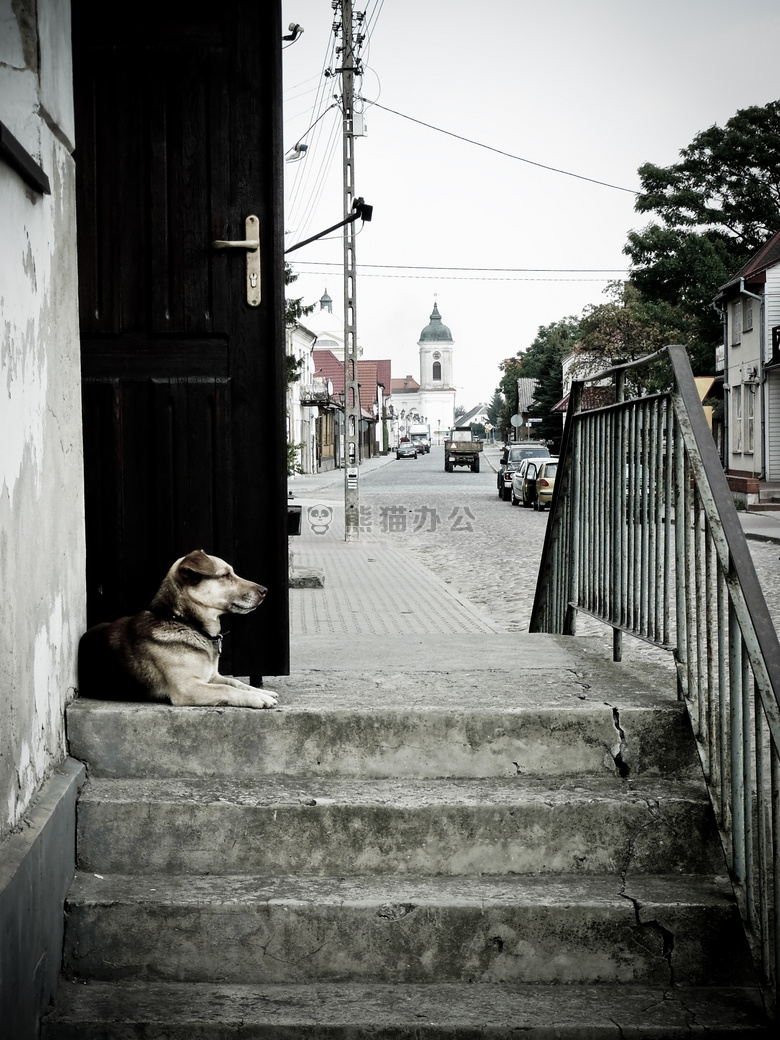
[[289, 540, 500, 641], [740, 509, 780, 543], [287, 453, 395, 497], [280, 529, 679, 703]]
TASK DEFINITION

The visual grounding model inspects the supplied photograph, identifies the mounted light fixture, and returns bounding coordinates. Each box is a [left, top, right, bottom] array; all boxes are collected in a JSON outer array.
[[284, 197, 373, 254], [285, 143, 308, 163]]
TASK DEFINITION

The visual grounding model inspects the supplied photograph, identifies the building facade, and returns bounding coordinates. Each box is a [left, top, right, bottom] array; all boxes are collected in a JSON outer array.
[[390, 302, 456, 446], [286, 322, 319, 475], [715, 230, 780, 504]]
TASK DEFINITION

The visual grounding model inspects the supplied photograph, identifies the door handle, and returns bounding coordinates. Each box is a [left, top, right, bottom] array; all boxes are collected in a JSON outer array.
[[212, 215, 261, 307]]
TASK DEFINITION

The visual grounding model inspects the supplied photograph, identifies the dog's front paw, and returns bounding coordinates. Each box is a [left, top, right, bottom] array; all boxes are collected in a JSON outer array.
[[244, 688, 278, 709]]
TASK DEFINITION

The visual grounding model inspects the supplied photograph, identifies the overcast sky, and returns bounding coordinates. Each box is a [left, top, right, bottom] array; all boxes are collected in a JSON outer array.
[[282, 0, 780, 407]]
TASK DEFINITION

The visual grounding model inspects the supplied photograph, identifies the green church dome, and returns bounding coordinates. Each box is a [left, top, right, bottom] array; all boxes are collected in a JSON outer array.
[[419, 302, 452, 342]]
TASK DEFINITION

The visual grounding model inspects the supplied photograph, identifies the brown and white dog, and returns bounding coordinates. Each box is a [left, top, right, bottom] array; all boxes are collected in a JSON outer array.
[[78, 550, 278, 708]]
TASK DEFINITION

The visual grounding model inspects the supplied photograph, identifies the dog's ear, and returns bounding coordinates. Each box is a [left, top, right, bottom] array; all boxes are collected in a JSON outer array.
[[177, 549, 217, 585]]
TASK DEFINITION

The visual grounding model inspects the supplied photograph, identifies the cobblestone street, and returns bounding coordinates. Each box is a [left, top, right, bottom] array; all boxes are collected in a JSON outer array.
[[290, 446, 780, 666]]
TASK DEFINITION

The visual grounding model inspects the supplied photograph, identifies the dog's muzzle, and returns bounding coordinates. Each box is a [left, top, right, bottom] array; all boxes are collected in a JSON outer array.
[[232, 582, 267, 612]]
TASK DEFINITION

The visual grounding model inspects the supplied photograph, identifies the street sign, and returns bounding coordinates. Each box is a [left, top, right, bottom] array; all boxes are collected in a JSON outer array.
[[510, 415, 522, 427]]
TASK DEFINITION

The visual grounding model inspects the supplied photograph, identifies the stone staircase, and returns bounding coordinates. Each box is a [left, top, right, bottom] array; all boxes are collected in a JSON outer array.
[[756, 482, 780, 511], [42, 634, 770, 1037]]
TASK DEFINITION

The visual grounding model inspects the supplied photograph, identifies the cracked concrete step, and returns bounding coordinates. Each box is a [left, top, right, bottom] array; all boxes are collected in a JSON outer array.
[[41, 980, 771, 1038], [76, 775, 723, 877], [62, 872, 753, 987], [66, 697, 699, 780]]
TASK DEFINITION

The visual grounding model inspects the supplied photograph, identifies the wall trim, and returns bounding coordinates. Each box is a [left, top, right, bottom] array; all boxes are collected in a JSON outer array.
[[0, 757, 85, 1039], [0, 120, 51, 194]]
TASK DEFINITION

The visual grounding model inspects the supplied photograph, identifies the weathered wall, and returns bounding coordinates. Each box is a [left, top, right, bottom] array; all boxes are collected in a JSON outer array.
[[0, 0, 85, 839]]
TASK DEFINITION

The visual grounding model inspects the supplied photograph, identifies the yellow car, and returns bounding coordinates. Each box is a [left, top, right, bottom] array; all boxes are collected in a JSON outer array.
[[521, 458, 558, 511]]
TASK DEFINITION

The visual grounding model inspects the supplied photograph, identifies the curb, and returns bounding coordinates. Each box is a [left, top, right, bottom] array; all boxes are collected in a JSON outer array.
[[742, 530, 780, 545]]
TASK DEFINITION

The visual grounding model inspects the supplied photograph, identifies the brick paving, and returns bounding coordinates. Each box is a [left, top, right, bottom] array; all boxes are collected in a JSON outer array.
[[287, 448, 780, 655], [289, 541, 499, 638]]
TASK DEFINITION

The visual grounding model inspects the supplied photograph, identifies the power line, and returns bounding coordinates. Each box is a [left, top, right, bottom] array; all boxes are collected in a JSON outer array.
[[283, 72, 324, 96], [285, 27, 340, 237], [290, 270, 621, 283], [291, 261, 629, 274], [363, 0, 386, 37], [370, 103, 641, 196]]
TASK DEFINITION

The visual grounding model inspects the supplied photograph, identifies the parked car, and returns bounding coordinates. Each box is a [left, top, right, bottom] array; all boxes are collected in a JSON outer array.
[[396, 442, 418, 460], [514, 458, 558, 510], [511, 456, 549, 506], [497, 443, 550, 500]]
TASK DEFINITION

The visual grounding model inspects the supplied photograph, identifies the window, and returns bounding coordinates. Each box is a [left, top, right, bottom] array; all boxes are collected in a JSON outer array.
[[432, 361, 441, 381], [746, 386, 755, 453], [732, 385, 742, 452], [744, 297, 754, 332], [731, 300, 742, 345]]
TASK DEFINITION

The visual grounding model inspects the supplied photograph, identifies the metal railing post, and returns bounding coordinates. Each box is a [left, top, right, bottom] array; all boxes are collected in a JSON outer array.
[[529, 343, 780, 1011]]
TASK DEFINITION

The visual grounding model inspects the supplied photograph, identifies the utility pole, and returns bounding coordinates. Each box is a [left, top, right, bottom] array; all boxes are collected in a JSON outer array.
[[338, 0, 362, 541]]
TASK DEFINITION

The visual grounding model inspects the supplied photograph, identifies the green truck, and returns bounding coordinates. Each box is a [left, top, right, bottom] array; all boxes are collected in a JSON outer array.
[[444, 427, 483, 472]]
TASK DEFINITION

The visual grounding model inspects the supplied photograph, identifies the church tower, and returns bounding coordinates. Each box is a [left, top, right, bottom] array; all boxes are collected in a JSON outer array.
[[418, 301, 454, 389]]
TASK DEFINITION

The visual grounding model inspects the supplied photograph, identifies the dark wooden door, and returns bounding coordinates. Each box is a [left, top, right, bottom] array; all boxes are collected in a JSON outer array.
[[73, 1, 289, 678]]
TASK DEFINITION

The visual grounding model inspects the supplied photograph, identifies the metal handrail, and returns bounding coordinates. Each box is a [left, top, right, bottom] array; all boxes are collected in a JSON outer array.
[[530, 344, 780, 1014]]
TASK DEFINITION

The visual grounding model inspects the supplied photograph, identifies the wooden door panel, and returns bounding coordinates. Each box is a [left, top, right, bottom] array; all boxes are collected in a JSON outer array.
[[77, 51, 227, 338], [75, 1, 288, 679]]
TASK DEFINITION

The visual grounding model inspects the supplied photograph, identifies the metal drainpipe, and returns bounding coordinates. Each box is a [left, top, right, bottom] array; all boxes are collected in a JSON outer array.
[[740, 278, 766, 480]]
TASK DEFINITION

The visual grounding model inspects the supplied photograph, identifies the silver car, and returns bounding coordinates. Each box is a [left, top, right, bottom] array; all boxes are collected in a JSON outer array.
[[497, 443, 550, 501], [511, 456, 558, 507]]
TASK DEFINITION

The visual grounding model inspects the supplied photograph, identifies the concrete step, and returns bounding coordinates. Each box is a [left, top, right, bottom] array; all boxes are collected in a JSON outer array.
[[62, 872, 753, 987], [66, 696, 699, 780], [50, 633, 768, 1037], [42, 980, 771, 1038], [76, 774, 723, 877]]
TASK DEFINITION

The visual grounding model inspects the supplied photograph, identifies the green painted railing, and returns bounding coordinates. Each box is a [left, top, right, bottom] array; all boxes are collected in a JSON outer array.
[[531, 344, 780, 1016]]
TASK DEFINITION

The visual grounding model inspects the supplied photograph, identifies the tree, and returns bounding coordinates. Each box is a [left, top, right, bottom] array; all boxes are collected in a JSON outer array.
[[624, 101, 780, 373], [632, 102, 780, 248], [486, 391, 503, 429], [496, 356, 522, 440], [494, 320, 579, 448], [573, 281, 688, 393], [285, 263, 315, 328], [521, 319, 581, 448]]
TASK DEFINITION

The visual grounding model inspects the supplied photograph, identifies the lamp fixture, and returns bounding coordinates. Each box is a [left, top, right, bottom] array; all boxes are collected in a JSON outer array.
[[285, 143, 308, 163], [284, 197, 373, 254]]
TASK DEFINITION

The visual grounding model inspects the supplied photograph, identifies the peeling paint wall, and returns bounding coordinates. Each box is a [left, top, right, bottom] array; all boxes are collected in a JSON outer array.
[[0, 0, 85, 840]]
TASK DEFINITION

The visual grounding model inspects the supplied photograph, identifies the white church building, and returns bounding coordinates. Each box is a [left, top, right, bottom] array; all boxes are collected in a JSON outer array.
[[390, 302, 457, 446]]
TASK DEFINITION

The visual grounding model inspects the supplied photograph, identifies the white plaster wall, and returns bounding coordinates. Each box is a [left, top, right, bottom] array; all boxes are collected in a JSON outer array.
[[418, 389, 455, 439], [0, 0, 85, 839], [419, 342, 454, 391], [764, 267, 780, 360], [725, 295, 762, 475], [287, 324, 317, 474]]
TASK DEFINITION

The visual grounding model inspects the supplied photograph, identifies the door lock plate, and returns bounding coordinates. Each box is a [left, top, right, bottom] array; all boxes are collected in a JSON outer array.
[[213, 215, 261, 306]]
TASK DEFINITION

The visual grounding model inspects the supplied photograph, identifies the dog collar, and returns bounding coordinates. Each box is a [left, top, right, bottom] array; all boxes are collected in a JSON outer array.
[[154, 609, 224, 653]]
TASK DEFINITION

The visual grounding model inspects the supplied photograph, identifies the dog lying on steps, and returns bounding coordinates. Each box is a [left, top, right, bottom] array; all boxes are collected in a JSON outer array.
[[78, 550, 278, 708]]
